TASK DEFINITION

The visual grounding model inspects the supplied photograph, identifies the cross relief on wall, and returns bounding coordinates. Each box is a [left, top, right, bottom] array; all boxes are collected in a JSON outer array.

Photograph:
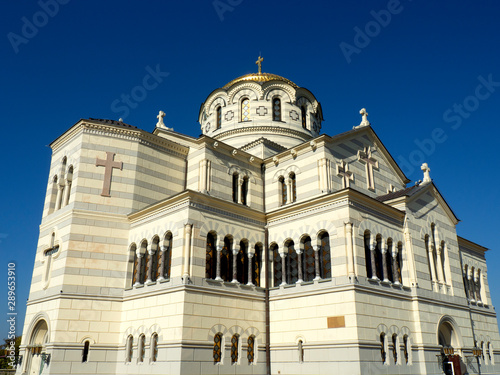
[[357, 146, 379, 190], [96, 152, 123, 197]]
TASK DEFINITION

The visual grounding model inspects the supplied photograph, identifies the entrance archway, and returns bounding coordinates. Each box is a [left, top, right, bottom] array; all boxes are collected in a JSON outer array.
[[27, 320, 48, 375], [437, 317, 463, 375]]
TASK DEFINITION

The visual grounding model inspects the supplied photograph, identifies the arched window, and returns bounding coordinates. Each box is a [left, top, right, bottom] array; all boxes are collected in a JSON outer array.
[[138, 334, 146, 362], [289, 173, 296, 203], [150, 236, 160, 282], [273, 97, 281, 121], [481, 341, 486, 363], [236, 240, 248, 284], [231, 334, 239, 364], [151, 333, 158, 362], [298, 340, 304, 363], [392, 334, 398, 364], [130, 244, 138, 287], [247, 335, 255, 364], [139, 241, 149, 284], [214, 333, 222, 363], [206, 233, 217, 279], [56, 157, 67, 210], [403, 335, 409, 364], [380, 333, 387, 364], [285, 240, 298, 284], [386, 239, 394, 283], [241, 98, 250, 122], [252, 244, 262, 286], [220, 236, 233, 282], [232, 173, 239, 203], [396, 242, 403, 284], [241, 177, 249, 206], [364, 231, 373, 278], [272, 244, 282, 287], [319, 232, 332, 279], [216, 106, 222, 129], [279, 176, 287, 205], [375, 235, 383, 280], [488, 342, 494, 364], [161, 232, 173, 280], [126, 335, 133, 363], [301, 236, 315, 282], [82, 340, 90, 363], [440, 240, 447, 284], [50, 175, 58, 213], [64, 165, 73, 206], [301, 106, 307, 129]]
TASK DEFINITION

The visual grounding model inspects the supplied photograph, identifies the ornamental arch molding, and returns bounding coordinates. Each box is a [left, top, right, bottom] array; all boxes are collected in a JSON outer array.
[[25, 312, 51, 345], [436, 315, 463, 349], [228, 84, 263, 103], [207, 95, 229, 114], [357, 220, 392, 240], [263, 86, 294, 103]]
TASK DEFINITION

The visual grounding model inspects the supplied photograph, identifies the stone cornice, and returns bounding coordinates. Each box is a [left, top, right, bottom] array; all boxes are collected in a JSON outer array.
[[51, 120, 190, 158], [214, 125, 312, 142]]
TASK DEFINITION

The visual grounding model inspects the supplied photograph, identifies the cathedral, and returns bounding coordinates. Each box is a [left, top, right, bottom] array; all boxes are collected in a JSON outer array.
[[18, 58, 500, 375]]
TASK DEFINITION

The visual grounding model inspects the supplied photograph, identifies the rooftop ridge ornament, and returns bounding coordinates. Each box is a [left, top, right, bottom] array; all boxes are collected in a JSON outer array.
[[256, 55, 264, 74], [353, 108, 370, 129], [421, 163, 432, 184], [156, 110, 167, 129]]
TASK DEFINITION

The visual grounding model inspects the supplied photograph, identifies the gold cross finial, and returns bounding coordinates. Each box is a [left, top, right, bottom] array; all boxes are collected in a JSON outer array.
[[256, 55, 264, 74]]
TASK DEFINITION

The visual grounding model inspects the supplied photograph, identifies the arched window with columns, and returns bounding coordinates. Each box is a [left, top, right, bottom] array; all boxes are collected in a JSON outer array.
[[139, 240, 149, 285], [236, 240, 249, 284], [231, 334, 240, 364], [301, 105, 307, 129], [55, 156, 67, 210], [375, 235, 383, 280], [64, 165, 73, 206], [130, 243, 138, 287], [386, 238, 394, 283], [319, 232, 332, 279], [126, 335, 133, 363], [392, 334, 398, 364], [247, 335, 255, 364], [241, 176, 249, 206], [252, 244, 262, 286], [279, 176, 287, 205], [150, 236, 160, 282], [364, 231, 373, 278], [232, 173, 239, 203], [214, 333, 222, 363], [220, 236, 233, 282], [285, 240, 298, 284], [272, 244, 282, 287], [289, 172, 297, 203], [380, 333, 387, 364], [151, 333, 158, 362], [301, 236, 315, 282], [138, 334, 146, 363], [161, 232, 173, 280], [206, 232, 217, 280]]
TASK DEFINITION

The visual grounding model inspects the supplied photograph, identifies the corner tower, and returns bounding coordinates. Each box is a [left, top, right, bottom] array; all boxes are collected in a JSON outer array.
[[198, 58, 323, 158]]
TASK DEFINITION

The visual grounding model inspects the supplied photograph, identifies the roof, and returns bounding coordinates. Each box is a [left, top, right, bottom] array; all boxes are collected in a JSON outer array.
[[376, 185, 420, 202], [87, 118, 137, 128], [223, 72, 298, 89]]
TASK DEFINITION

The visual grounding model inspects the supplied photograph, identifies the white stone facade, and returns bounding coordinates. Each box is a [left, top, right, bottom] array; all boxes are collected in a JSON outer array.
[[17, 72, 499, 375]]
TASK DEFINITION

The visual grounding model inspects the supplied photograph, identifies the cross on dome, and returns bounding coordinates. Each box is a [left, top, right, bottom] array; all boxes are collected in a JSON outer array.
[[256, 55, 264, 74]]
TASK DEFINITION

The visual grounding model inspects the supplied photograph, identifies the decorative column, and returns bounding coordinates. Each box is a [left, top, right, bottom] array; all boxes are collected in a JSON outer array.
[[314, 245, 321, 280], [215, 244, 222, 281], [435, 244, 445, 285], [182, 223, 193, 282], [55, 183, 64, 210], [427, 237, 437, 285], [474, 271, 482, 303], [238, 177, 244, 204], [381, 241, 389, 282], [134, 253, 143, 286], [199, 159, 207, 193], [232, 245, 238, 283], [157, 246, 166, 281], [468, 270, 476, 303], [296, 248, 303, 284], [280, 251, 287, 286], [392, 243, 400, 285], [63, 179, 71, 206], [247, 250, 254, 286], [345, 222, 355, 277], [370, 239, 378, 280], [146, 245, 153, 284], [286, 178, 293, 203]]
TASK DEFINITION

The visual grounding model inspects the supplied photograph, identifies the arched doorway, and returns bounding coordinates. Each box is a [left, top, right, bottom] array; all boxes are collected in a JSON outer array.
[[27, 320, 48, 375], [437, 318, 462, 375]]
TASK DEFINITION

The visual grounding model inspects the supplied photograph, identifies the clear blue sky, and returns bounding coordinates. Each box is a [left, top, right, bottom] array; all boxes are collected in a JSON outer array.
[[1, 0, 499, 339]]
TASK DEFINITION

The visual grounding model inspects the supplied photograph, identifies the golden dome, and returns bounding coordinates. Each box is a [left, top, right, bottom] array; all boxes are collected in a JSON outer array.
[[223, 72, 298, 89]]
